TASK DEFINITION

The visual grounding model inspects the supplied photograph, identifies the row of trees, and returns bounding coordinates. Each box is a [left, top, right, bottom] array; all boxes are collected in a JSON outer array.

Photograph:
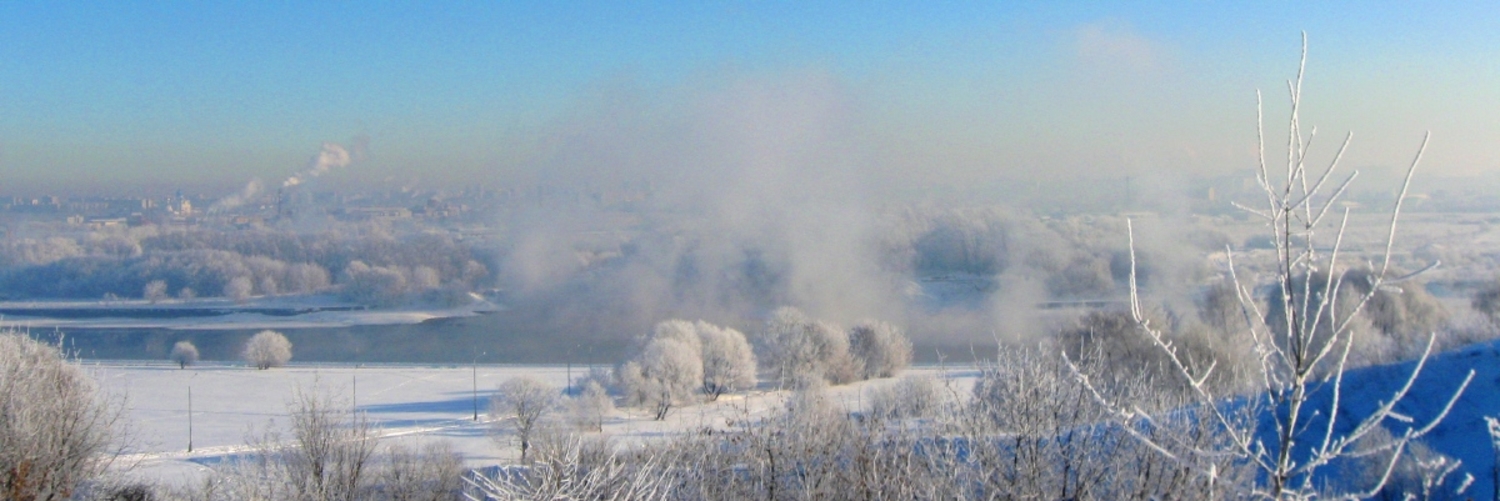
[[756, 307, 912, 387], [613, 309, 912, 420], [0, 227, 489, 305], [166, 331, 293, 370]]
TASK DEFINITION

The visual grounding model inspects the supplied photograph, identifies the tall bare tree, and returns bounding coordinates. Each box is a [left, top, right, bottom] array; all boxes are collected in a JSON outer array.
[[492, 377, 560, 462], [1071, 35, 1473, 499], [281, 388, 378, 501]]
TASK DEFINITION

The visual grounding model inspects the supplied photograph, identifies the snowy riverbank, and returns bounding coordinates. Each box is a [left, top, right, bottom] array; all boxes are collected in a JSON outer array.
[[0, 294, 501, 330]]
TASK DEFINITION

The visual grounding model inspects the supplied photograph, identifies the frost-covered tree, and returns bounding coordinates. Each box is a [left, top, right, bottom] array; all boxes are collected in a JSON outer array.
[[566, 380, 614, 432], [341, 261, 409, 306], [243, 330, 292, 370], [411, 266, 441, 290], [757, 307, 859, 387], [225, 275, 253, 303], [282, 389, 377, 501], [170, 340, 199, 369], [258, 276, 279, 297], [1198, 278, 1242, 334], [491, 377, 559, 462], [143, 279, 168, 303], [204, 387, 379, 501], [696, 321, 757, 400], [1077, 38, 1474, 499], [287, 263, 331, 294], [848, 320, 912, 379], [619, 321, 704, 420], [0, 227, 486, 301], [0, 332, 124, 500], [376, 442, 464, 501], [648, 319, 701, 351]]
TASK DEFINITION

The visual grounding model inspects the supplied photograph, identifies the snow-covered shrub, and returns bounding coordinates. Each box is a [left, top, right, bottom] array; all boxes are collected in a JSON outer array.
[[848, 320, 911, 379], [0, 332, 124, 501], [867, 373, 938, 420], [1473, 281, 1500, 326], [566, 379, 614, 432], [376, 442, 464, 501], [194, 388, 378, 500]]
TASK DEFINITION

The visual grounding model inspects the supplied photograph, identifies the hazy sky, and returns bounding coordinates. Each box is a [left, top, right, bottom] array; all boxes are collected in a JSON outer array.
[[1, 2, 1496, 193]]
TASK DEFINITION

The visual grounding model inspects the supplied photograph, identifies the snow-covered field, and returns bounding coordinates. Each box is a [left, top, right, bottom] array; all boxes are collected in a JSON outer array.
[[93, 338, 1500, 494], [96, 361, 955, 487]]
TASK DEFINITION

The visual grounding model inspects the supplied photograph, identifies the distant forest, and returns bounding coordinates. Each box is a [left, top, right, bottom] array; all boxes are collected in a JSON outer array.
[[0, 226, 490, 306]]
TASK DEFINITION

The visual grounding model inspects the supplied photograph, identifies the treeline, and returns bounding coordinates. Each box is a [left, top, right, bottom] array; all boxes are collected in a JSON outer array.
[[0, 227, 489, 305], [875, 208, 1228, 299]]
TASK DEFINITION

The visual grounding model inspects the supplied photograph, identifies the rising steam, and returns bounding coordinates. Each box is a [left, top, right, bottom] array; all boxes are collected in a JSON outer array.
[[207, 178, 264, 213], [283, 141, 356, 188]]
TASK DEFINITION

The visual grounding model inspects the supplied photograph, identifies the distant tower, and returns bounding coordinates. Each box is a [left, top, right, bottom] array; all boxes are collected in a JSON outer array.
[[174, 189, 192, 215]]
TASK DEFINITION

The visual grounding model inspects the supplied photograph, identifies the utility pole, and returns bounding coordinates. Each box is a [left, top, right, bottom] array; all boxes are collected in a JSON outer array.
[[187, 385, 193, 453], [473, 351, 485, 421], [566, 345, 573, 396]]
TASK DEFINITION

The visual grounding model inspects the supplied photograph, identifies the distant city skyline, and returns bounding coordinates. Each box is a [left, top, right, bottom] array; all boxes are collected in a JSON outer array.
[[1, 2, 1496, 195]]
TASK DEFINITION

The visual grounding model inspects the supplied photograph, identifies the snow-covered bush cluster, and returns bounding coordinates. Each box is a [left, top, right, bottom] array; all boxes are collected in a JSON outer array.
[[617, 319, 757, 419], [613, 309, 911, 420], [755, 307, 912, 387]]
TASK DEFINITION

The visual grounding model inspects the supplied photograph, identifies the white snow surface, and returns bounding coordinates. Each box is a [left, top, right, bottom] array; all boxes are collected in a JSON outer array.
[[91, 339, 1500, 494]]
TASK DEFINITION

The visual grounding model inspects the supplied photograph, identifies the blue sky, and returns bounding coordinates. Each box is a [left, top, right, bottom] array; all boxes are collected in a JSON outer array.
[[0, 2, 1496, 193]]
